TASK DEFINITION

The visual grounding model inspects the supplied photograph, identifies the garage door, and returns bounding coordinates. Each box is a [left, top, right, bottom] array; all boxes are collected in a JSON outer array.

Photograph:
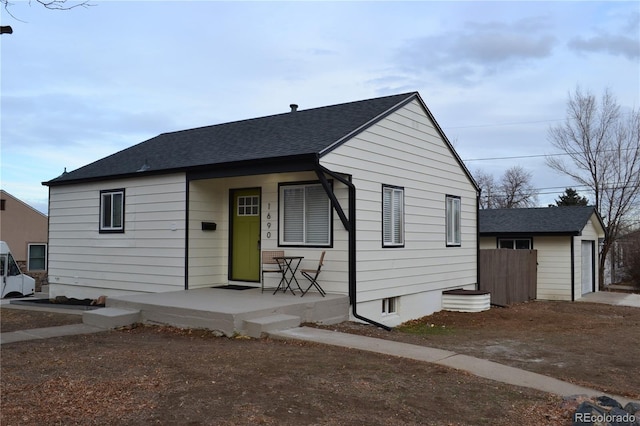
[[581, 241, 594, 295]]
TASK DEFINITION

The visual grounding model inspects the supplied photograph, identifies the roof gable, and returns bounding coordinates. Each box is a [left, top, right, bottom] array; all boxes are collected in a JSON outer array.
[[479, 206, 603, 236], [44, 92, 418, 186]]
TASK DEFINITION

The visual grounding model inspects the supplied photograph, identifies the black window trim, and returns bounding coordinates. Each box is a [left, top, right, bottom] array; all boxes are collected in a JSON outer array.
[[497, 237, 534, 250], [382, 184, 405, 248], [277, 180, 334, 248], [445, 194, 462, 247], [99, 188, 126, 234]]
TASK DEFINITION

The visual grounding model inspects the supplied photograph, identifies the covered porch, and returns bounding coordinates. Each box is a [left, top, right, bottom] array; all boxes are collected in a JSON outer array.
[[83, 287, 349, 337]]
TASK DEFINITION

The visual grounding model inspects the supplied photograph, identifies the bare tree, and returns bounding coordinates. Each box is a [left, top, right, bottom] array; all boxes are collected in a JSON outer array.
[[546, 87, 640, 287], [1, 0, 92, 29], [496, 166, 538, 208], [2, 0, 91, 11], [474, 169, 499, 209], [474, 166, 538, 209]]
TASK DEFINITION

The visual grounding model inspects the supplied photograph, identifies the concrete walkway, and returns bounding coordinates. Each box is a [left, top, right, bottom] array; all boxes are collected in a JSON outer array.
[[578, 291, 640, 308], [270, 327, 637, 406], [0, 323, 105, 345]]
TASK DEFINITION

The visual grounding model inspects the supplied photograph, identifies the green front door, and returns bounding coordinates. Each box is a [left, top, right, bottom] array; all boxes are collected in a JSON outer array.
[[230, 189, 261, 281]]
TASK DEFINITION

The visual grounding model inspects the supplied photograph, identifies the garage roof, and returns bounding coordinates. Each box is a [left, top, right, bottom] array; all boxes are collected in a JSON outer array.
[[479, 206, 606, 236]]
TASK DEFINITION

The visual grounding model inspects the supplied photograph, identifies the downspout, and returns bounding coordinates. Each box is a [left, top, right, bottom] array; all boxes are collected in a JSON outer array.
[[476, 191, 481, 290], [315, 164, 391, 331], [184, 178, 190, 290], [570, 236, 575, 301]]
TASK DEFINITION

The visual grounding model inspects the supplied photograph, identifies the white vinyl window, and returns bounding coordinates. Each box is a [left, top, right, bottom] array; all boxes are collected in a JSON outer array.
[[446, 195, 461, 246], [382, 297, 398, 315], [280, 183, 331, 246], [100, 189, 125, 232], [383, 185, 404, 247], [27, 244, 47, 271]]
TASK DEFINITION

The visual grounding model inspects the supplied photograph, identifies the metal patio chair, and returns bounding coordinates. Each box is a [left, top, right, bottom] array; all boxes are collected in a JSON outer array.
[[261, 250, 285, 293], [300, 251, 326, 297]]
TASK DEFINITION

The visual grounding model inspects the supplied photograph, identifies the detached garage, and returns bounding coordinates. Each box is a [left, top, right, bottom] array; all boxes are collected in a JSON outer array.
[[479, 206, 606, 301]]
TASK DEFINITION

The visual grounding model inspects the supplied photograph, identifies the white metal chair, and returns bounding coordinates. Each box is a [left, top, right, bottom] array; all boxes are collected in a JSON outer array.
[[261, 250, 284, 293], [300, 251, 326, 297]]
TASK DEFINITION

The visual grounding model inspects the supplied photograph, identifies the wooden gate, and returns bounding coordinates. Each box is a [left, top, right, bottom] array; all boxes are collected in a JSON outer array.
[[479, 249, 537, 306]]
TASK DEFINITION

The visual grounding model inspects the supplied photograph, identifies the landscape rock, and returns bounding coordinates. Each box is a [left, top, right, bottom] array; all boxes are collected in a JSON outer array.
[[573, 401, 607, 425], [569, 396, 640, 426], [624, 402, 640, 415], [598, 396, 624, 409]]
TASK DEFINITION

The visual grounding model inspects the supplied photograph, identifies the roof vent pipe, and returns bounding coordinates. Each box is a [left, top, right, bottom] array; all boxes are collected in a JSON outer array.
[[290, 104, 298, 112]]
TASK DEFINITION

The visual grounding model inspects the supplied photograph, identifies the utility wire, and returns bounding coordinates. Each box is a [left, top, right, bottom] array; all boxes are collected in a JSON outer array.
[[447, 118, 565, 130], [463, 147, 638, 162]]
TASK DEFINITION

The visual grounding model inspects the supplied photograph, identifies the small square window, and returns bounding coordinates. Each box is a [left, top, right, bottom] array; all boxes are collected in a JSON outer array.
[[382, 297, 398, 315], [237, 195, 260, 216]]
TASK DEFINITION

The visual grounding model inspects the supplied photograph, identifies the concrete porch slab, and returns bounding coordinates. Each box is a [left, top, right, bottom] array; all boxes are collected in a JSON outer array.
[[98, 288, 349, 337]]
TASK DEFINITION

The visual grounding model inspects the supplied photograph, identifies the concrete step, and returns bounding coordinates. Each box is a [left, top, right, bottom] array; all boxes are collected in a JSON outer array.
[[243, 314, 301, 338], [83, 307, 141, 329]]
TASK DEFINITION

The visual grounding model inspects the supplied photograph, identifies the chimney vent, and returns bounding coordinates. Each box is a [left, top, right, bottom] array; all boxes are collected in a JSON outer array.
[[290, 104, 298, 112]]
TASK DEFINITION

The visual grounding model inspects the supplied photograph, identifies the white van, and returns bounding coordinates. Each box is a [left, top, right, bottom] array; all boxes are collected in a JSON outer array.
[[1, 241, 36, 298]]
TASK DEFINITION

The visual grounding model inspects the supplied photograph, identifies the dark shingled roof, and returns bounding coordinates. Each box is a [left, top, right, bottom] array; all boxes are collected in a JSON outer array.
[[479, 206, 604, 236], [44, 92, 418, 186]]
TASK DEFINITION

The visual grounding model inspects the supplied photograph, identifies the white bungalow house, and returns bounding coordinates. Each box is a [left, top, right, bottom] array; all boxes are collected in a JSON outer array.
[[43, 92, 479, 327], [479, 206, 606, 301]]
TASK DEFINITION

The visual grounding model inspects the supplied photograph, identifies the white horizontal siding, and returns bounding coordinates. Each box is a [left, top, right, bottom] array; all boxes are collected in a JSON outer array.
[[535, 236, 572, 301], [48, 174, 187, 297], [322, 98, 478, 323]]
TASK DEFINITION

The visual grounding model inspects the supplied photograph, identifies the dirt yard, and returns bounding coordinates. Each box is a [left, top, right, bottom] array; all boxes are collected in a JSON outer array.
[[317, 301, 640, 400], [1, 301, 638, 425]]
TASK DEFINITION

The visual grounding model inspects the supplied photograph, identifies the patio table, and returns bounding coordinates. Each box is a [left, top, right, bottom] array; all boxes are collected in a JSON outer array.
[[273, 256, 304, 295]]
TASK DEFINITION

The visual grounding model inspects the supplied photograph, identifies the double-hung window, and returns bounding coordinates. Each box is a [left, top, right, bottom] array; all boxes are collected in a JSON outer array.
[[280, 183, 331, 246], [100, 189, 125, 233], [445, 195, 461, 246], [27, 244, 47, 271], [382, 185, 404, 247]]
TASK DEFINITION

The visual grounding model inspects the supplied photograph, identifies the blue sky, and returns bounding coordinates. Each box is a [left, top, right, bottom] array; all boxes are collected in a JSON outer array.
[[1, 1, 639, 214]]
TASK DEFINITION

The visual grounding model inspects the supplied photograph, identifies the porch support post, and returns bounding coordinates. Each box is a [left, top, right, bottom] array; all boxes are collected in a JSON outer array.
[[314, 169, 350, 232]]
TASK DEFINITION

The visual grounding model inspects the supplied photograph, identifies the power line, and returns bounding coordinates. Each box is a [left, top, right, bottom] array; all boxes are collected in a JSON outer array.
[[463, 147, 639, 162], [464, 153, 563, 161], [447, 110, 638, 131], [447, 118, 565, 130]]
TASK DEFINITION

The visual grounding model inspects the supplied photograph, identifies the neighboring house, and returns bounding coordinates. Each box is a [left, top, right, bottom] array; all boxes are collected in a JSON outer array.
[[43, 92, 479, 327], [605, 228, 640, 284], [479, 206, 606, 301], [0, 190, 48, 275]]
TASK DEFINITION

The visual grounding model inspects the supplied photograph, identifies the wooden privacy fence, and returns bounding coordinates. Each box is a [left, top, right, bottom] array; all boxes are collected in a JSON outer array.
[[479, 249, 537, 306]]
